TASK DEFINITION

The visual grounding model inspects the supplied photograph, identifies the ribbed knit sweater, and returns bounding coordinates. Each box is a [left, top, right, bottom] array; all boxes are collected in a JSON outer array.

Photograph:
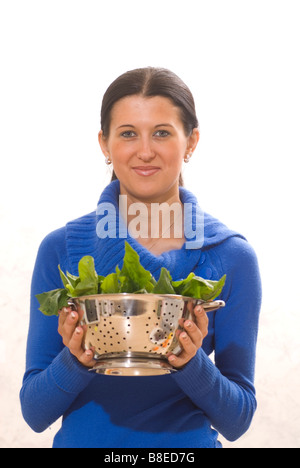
[[20, 181, 262, 448]]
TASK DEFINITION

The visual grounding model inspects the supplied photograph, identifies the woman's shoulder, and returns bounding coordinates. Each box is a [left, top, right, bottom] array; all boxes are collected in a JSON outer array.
[[205, 235, 261, 305], [220, 235, 259, 270], [38, 226, 66, 256], [208, 233, 259, 273]]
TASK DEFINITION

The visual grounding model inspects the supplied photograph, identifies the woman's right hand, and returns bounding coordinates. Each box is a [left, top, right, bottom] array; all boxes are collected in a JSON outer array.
[[58, 307, 96, 368]]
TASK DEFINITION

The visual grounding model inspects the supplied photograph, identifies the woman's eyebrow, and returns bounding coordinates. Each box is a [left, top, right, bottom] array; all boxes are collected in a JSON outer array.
[[116, 123, 175, 129], [117, 124, 135, 129]]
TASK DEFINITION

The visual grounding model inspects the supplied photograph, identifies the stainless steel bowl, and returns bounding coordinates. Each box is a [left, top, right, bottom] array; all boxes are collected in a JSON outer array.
[[69, 294, 225, 376]]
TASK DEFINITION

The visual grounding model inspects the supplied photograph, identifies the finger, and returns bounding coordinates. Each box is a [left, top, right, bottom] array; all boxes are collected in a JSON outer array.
[[68, 325, 85, 355], [179, 331, 198, 357], [58, 307, 70, 336], [194, 306, 209, 339], [69, 328, 96, 368], [58, 306, 71, 328], [168, 331, 197, 368], [59, 310, 79, 344], [183, 319, 204, 347], [79, 349, 97, 368]]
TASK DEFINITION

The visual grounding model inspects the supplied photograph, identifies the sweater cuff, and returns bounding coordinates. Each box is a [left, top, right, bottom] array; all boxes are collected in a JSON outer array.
[[171, 348, 219, 398], [51, 347, 95, 394]]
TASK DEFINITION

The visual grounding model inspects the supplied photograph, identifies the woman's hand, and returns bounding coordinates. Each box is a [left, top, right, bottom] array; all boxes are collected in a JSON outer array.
[[58, 307, 96, 368], [167, 305, 209, 369]]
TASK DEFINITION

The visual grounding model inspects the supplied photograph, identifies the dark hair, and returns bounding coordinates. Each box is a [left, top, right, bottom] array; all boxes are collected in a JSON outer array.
[[100, 67, 199, 186]]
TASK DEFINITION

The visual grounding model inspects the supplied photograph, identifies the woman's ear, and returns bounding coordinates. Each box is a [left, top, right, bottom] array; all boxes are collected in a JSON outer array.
[[188, 128, 200, 153], [98, 130, 109, 156]]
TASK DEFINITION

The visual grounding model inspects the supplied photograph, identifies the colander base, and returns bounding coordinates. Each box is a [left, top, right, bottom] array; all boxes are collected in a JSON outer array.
[[90, 356, 176, 376]]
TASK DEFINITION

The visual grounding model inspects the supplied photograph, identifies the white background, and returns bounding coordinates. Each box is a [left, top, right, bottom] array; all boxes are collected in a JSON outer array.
[[0, 0, 299, 448]]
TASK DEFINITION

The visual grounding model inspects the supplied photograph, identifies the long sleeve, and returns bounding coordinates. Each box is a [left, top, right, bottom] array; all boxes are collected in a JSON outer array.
[[20, 228, 95, 433], [172, 236, 262, 441]]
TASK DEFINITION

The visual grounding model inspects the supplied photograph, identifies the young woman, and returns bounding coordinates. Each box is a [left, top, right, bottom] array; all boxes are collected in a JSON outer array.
[[20, 67, 262, 448]]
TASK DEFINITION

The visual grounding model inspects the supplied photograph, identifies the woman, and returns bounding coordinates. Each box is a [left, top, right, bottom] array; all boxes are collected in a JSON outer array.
[[20, 67, 262, 448]]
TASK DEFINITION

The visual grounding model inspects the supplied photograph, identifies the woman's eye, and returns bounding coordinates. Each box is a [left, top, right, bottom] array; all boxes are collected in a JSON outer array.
[[154, 130, 170, 138], [121, 131, 136, 138]]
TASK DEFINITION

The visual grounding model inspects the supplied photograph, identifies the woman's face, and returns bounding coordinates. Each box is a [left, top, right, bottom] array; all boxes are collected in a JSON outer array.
[[99, 95, 199, 203]]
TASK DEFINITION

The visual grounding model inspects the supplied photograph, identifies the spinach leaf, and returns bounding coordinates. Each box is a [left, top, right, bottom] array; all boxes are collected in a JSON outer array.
[[58, 265, 80, 296], [36, 288, 69, 316], [70, 256, 99, 297], [119, 242, 155, 293], [173, 274, 226, 301], [171, 273, 195, 295], [100, 272, 120, 294], [152, 268, 176, 295]]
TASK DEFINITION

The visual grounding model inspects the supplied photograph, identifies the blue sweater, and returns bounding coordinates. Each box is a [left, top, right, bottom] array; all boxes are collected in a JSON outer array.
[[20, 181, 262, 448]]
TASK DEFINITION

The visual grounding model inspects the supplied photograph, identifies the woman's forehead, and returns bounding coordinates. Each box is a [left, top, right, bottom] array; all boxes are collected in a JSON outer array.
[[110, 95, 182, 127]]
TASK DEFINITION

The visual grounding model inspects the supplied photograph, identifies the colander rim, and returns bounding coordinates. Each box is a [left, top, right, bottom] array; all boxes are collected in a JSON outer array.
[[69, 293, 204, 302]]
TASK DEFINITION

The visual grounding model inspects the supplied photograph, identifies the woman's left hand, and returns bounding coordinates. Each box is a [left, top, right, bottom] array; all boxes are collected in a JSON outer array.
[[167, 305, 209, 369]]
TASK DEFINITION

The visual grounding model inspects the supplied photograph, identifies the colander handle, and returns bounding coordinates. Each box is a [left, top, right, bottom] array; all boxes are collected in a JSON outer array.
[[200, 300, 225, 312], [67, 300, 77, 311]]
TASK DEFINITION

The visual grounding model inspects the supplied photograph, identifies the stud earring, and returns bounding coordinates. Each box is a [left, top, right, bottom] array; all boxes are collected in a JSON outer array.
[[105, 155, 112, 165], [184, 152, 193, 163]]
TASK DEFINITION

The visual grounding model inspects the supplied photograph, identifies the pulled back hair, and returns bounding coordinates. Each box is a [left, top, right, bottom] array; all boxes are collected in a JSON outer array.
[[100, 67, 199, 186]]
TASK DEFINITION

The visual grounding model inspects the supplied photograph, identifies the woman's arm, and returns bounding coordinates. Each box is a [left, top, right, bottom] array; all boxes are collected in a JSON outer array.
[[171, 237, 262, 442], [20, 229, 95, 433]]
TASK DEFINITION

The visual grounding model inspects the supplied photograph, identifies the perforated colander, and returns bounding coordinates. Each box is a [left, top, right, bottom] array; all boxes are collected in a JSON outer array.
[[69, 294, 225, 376]]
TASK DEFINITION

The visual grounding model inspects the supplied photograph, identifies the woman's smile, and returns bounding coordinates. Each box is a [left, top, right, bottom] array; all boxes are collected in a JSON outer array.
[[131, 165, 161, 177]]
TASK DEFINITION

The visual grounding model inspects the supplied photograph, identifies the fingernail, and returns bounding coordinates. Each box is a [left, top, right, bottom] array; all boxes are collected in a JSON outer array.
[[85, 350, 93, 357], [185, 321, 192, 328], [75, 327, 82, 335], [169, 355, 176, 362], [71, 312, 77, 319], [181, 332, 188, 339]]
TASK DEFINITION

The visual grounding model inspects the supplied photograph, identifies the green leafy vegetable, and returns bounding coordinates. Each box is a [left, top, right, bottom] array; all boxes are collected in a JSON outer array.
[[100, 272, 120, 294], [36, 288, 69, 317], [36, 241, 226, 316], [172, 274, 226, 301], [152, 268, 176, 295], [118, 242, 155, 293]]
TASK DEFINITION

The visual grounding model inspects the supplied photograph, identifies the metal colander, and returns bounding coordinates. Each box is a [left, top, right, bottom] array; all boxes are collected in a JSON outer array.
[[69, 294, 225, 376]]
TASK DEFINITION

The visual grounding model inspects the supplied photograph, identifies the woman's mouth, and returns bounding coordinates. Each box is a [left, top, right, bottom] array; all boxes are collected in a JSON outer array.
[[132, 166, 161, 177]]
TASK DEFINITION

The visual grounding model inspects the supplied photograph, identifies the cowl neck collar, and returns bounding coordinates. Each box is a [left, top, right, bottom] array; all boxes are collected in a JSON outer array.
[[66, 180, 243, 280]]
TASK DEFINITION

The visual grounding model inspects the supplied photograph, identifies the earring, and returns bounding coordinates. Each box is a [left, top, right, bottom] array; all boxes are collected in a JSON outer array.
[[184, 151, 193, 163], [105, 155, 112, 165]]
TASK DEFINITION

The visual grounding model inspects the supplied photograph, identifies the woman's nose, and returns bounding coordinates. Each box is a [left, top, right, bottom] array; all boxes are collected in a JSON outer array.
[[137, 138, 155, 161]]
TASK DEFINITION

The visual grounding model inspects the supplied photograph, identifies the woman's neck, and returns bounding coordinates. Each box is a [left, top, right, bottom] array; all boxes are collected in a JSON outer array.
[[119, 190, 185, 255]]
